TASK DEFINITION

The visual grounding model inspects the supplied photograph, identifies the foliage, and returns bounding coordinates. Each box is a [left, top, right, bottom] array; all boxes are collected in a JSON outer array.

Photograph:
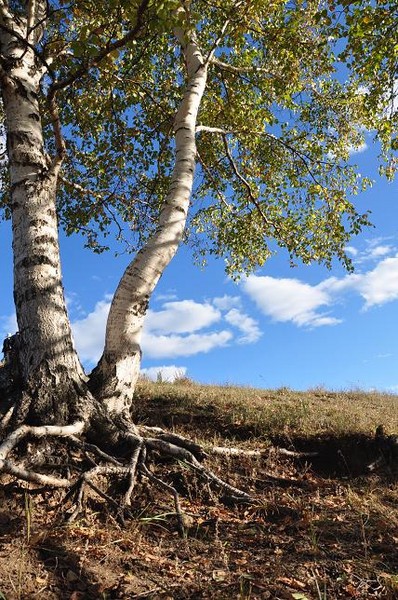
[[0, 0, 396, 274]]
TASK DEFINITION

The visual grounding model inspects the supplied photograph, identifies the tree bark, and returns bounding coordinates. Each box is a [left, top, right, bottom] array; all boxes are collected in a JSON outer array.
[[89, 24, 208, 416], [0, 7, 89, 426]]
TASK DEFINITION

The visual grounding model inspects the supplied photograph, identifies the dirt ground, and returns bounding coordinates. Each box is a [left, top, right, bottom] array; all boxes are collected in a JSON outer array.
[[0, 428, 397, 600]]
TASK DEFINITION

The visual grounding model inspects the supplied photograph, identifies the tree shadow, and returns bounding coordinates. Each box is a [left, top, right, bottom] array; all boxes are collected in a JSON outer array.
[[272, 432, 398, 478]]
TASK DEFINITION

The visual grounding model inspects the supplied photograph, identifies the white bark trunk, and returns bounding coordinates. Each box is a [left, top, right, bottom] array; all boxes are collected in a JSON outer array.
[[0, 8, 87, 424], [91, 25, 208, 414]]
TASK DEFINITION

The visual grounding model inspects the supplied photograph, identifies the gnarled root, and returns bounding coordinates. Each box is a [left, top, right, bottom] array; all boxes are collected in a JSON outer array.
[[0, 410, 258, 536]]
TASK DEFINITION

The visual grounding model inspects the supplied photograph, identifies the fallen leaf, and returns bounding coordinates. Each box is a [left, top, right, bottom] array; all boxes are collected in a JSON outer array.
[[212, 570, 229, 582], [277, 577, 307, 590], [345, 583, 359, 597]]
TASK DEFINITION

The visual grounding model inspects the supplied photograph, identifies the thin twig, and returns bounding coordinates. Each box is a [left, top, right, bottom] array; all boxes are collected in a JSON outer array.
[[124, 440, 143, 506], [210, 57, 281, 80], [221, 133, 276, 230], [48, 0, 150, 96], [139, 462, 185, 536]]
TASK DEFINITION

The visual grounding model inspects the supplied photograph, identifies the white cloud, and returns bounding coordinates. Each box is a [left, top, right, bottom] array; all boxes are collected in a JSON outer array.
[[347, 238, 397, 265], [242, 275, 341, 328], [140, 365, 187, 382], [71, 298, 110, 363], [224, 308, 262, 343], [321, 255, 398, 308], [0, 313, 17, 336], [242, 251, 398, 329], [142, 330, 233, 359], [0, 313, 18, 354], [356, 256, 398, 308], [345, 246, 358, 257], [366, 245, 393, 259], [213, 295, 242, 311], [145, 300, 220, 335], [154, 292, 178, 302], [347, 141, 368, 155]]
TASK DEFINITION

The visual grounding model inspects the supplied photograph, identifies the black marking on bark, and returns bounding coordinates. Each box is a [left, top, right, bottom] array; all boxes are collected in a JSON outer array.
[[29, 218, 48, 228], [17, 254, 58, 269], [175, 126, 191, 133], [14, 285, 65, 310], [28, 113, 40, 122], [13, 156, 43, 168], [8, 130, 34, 148], [130, 300, 149, 317], [14, 78, 31, 101], [33, 234, 58, 247]]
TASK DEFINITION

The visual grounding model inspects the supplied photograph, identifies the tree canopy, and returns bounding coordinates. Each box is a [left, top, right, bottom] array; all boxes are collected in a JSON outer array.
[[2, 0, 396, 275]]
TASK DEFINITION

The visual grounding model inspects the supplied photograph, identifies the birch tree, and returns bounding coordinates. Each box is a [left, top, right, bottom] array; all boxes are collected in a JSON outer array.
[[0, 0, 396, 518]]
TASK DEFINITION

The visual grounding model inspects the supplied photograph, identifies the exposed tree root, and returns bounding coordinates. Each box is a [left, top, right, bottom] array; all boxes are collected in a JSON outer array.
[[0, 400, 323, 535], [211, 445, 318, 458], [0, 407, 263, 535]]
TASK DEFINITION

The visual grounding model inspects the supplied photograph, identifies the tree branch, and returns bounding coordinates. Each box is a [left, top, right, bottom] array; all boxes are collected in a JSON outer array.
[[205, 0, 246, 65], [196, 148, 234, 212], [197, 125, 328, 192], [48, 93, 66, 172], [210, 57, 280, 80], [26, 0, 36, 42], [48, 0, 150, 96], [0, 22, 55, 77], [45, 0, 150, 169], [221, 133, 276, 230], [0, 2, 13, 23]]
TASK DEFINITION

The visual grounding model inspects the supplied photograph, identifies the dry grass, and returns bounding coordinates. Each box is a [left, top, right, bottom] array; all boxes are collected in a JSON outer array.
[[0, 381, 398, 599], [134, 379, 398, 439]]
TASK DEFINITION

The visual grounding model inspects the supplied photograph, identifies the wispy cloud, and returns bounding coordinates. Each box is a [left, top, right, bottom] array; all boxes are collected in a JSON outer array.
[[224, 308, 262, 343], [154, 292, 178, 302], [347, 140, 368, 155], [213, 295, 242, 311], [0, 313, 17, 345], [346, 238, 396, 264], [71, 298, 110, 363]]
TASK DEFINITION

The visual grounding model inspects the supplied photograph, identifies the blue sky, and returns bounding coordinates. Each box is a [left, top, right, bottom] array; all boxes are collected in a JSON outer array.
[[1, 139, 397, 391]]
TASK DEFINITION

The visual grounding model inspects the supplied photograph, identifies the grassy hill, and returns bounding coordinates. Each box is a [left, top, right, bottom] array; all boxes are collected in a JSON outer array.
[[0, 381, 397, 599]]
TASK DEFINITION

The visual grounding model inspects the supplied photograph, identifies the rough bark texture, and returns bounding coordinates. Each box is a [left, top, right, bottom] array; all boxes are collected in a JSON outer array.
[[90, 25, 208, 416], [0, 4, 90, 426]]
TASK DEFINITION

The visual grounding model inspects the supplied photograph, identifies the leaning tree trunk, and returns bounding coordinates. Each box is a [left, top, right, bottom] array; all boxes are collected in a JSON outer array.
[[89, 27, 208, 417], [0, 10, 90, 426]]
